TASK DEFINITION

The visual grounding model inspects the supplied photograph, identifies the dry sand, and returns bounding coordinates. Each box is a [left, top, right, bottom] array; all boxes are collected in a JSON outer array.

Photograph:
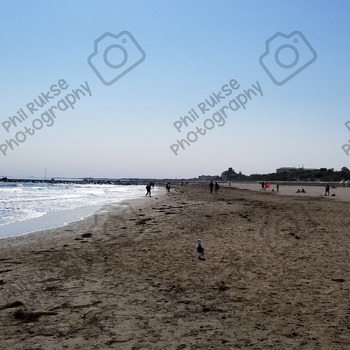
[[224, 182, 350, 202], [1, 185, 350, 349]]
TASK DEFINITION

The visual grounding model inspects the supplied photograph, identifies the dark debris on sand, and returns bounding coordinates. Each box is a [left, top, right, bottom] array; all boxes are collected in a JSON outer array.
[[13, 309, 57, 322]]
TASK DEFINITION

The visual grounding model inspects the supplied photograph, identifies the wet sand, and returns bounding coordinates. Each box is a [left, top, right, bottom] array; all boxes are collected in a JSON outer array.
[[1, 185, 350, 349]]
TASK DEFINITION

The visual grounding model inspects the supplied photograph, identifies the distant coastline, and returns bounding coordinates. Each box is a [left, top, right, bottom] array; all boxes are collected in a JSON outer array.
[[0, 177, 158, 186], [2, 176, 350, 188]]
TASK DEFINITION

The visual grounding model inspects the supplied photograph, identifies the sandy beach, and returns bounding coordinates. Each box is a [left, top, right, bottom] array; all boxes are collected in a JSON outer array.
[[224, 182, 350, 202], [1, 185, 350, 349]]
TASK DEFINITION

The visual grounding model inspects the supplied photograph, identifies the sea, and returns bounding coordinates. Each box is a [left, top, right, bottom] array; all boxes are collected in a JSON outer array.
[[0, 182, 147, 239]]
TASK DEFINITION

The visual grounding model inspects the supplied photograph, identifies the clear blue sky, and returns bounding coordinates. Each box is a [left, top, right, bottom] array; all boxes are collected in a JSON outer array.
[[1, 0, 349, 178]]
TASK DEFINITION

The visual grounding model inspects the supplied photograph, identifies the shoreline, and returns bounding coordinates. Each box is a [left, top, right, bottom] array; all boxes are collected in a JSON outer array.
[[0, 187, 164, 246], [0, 204, 103, 240], [0, 186, 163, 241], [1, 185, 350, 349]]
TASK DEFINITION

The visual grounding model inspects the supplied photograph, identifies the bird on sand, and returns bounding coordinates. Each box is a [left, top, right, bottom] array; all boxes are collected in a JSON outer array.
[[196, 239, 205, 259]]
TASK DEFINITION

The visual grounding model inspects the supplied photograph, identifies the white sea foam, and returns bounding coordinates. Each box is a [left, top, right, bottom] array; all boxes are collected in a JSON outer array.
[[0, 183, 147, 238]]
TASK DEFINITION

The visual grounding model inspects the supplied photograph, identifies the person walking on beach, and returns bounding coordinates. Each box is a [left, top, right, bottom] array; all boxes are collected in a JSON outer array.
[[166, 183, 170, 192], [276, 183, 279, 192], [145, 184, 151, 197], [209, 181, 214, 193], [214, 182, 219, 192], [325, 183, 330, 196]]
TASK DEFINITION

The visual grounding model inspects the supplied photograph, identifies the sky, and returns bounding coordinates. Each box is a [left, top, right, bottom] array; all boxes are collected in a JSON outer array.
[[0, 0, 350, 179]]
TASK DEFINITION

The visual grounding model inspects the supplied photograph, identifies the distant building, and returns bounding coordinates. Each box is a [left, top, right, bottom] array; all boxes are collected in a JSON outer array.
[[198, 175, 220, 181], [221, 167, 237, 181], [276, 167, 318, 173], [303, 168, 318, 172], [276, 167, 297, 173]]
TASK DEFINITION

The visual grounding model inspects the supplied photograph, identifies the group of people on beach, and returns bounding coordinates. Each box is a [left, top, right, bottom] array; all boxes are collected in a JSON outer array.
[[209, 181, 219, 193], [296, 184, 332, 196], [146, 181, 334, 199], [261, 182, 280, 192], [145, 182, 172, 197]]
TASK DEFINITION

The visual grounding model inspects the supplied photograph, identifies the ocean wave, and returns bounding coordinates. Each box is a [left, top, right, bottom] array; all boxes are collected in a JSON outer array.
[[0, 183, 145, 230]]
